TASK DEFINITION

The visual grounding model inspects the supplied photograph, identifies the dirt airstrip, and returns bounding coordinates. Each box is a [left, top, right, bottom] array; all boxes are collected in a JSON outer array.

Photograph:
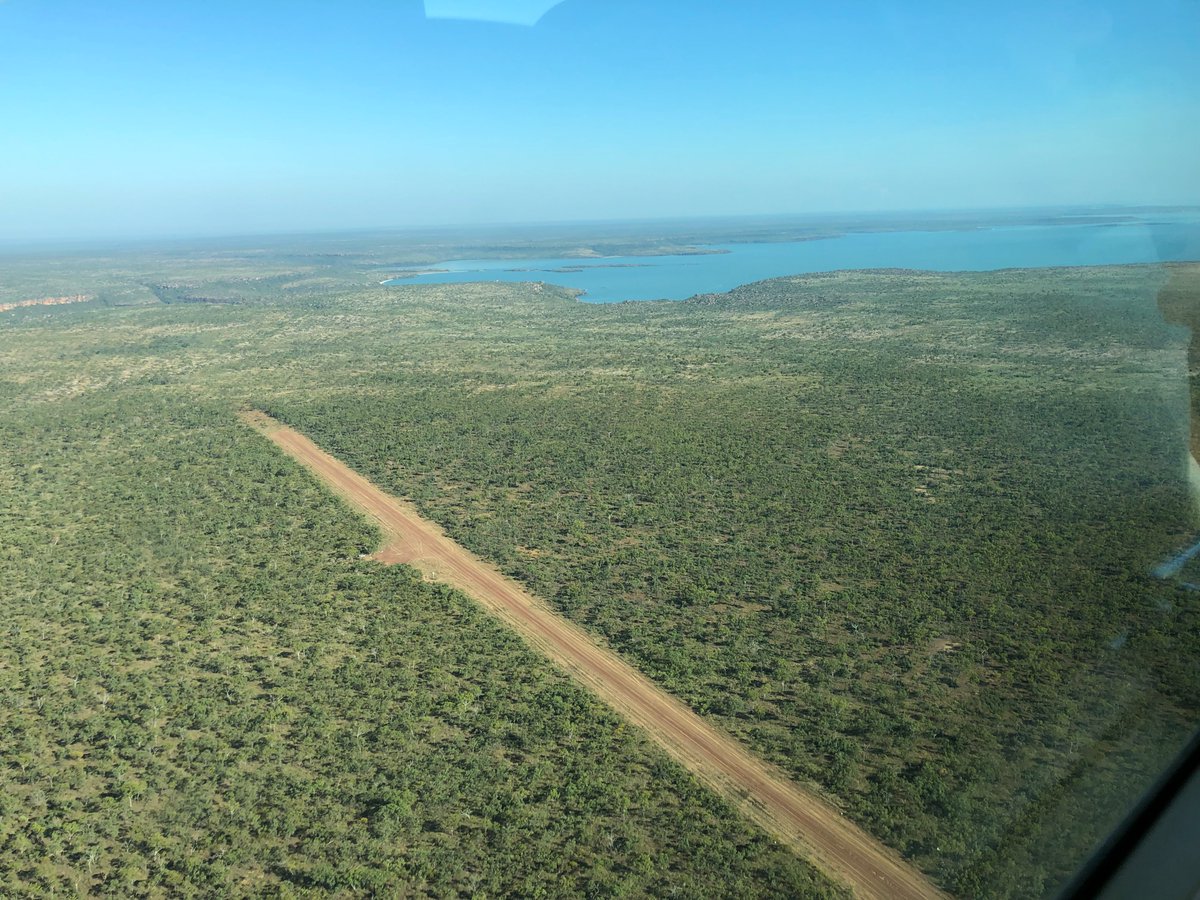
[[242, 410, 944, 900]]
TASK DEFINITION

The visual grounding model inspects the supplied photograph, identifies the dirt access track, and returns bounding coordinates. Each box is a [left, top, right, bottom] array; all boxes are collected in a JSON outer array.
[[242, 410, 945, 900]]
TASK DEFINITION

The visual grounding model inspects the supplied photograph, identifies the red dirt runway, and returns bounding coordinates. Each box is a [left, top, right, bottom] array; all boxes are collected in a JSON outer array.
[[243, 409, 944, 900]]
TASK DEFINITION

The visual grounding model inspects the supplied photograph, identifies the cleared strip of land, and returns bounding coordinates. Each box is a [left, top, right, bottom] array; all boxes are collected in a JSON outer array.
[[242, 409, 945, 900]]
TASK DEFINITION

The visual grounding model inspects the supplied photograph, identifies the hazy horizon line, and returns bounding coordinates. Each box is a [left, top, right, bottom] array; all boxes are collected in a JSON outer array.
[[2, 202, 1198, 251]]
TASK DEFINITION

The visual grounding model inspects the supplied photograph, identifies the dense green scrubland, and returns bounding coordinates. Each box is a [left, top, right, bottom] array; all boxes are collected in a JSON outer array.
[[2, 257, 1198, 897], [0, 392, 834, 897]]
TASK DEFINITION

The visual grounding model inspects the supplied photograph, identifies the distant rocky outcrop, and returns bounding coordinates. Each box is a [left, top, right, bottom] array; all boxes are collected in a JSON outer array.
[[0, 294, 93, 313]]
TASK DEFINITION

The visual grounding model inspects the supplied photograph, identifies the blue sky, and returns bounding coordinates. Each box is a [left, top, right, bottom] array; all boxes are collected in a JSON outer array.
[[0, 0, 1197, 239]]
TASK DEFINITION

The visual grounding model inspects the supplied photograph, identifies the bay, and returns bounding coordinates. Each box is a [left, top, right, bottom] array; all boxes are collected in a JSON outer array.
[[385, 216, 1200, 302]]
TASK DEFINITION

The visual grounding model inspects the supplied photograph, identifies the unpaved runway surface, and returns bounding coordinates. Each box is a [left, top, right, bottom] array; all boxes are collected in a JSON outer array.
[[243, 410, 944, 900]]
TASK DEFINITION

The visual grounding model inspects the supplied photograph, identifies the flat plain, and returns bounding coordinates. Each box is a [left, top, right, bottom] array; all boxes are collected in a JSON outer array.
[[2, 237, 1198, 897]]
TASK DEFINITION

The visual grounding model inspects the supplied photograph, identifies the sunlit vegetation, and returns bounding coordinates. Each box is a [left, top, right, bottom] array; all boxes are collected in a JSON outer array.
[[2, 251, 1199, 897], [0, 392, 835, 896]]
